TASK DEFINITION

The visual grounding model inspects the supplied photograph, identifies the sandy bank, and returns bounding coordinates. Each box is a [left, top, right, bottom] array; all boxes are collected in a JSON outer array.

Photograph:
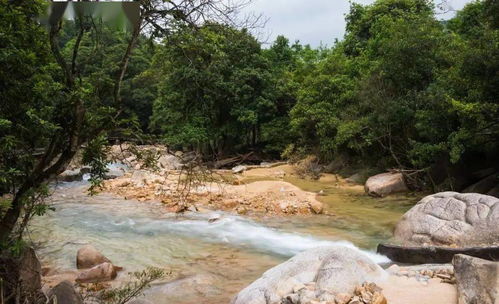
[[380, 275, 457, 304]]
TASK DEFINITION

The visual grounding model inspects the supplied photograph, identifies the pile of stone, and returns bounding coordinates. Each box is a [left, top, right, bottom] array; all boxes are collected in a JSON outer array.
[[387, 264, 455, 284], [282, 282, 386, 304], [346, 283, 387, 304], [232, 246, 386, 304], [43, 245, 121, 303], [108, 144, 185, 171]]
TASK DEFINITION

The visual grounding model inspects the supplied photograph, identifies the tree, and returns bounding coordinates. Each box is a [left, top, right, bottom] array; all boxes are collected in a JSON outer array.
[[0, 0, 254, 245], [150, 23, 273, 157]]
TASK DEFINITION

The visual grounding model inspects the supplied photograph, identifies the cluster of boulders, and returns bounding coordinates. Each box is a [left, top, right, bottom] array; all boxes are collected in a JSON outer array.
[[232, 190, 499, 304], [102, 169, 324, 215], [232, 246, 386, 304], [43, 245, 121, 303], [384, 191, 499, 303], [281, 281, 386, 304]]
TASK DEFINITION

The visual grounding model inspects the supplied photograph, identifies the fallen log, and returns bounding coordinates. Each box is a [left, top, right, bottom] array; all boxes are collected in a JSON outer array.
[[377, 243, 499, 264], [213, 152, 255, 169]]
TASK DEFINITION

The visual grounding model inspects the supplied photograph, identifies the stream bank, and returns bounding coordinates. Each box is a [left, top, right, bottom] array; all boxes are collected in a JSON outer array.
[[32, 163, 454, 304]]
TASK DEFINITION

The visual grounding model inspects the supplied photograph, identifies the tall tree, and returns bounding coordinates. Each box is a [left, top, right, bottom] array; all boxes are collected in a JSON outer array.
[[0, 0, 254, 244]]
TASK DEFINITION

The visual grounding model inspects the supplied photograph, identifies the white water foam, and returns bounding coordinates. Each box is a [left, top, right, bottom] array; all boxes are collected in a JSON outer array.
[[131, 212, 390, 264]]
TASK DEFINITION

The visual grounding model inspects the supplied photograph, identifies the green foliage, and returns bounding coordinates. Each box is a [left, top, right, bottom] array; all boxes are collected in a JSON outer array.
[[150, 24, 277, 156], [0, 0, 57, 193], [82, 135, 110, 194], [289, 0, 499, 174], [94, 267, 166, 304], [2, 0, 498, 204]]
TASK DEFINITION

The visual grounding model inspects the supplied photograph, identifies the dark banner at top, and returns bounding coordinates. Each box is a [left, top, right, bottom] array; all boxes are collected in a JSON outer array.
[[46, 0, 140, 30]]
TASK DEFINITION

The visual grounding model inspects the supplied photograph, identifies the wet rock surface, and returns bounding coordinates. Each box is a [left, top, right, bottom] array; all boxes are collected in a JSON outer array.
[[76, 245, 111, 269], [75, 262, 118, 283]]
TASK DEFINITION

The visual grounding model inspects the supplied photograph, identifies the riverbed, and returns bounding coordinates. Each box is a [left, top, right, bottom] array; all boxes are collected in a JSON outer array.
[[30, 173, 420, 304]]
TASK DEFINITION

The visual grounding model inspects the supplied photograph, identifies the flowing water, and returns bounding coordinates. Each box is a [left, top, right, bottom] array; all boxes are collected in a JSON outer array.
[[30, 176, 420, 304]]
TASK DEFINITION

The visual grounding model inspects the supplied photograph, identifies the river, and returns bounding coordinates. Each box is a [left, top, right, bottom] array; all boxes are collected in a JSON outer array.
[[30, 175, 419, 304]]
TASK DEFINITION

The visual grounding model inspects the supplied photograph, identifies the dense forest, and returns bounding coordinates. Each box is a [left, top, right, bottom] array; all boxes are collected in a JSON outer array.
[[113, 0, 498, 191], [2, 0, 499, 222], [1, 0, 499, 303]]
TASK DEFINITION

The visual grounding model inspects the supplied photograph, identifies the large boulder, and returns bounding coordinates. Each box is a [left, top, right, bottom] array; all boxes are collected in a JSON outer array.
[[394, 192, 499, 246], [76, 245, 111, 269], [0, 247, 44, 303], [158, 154, 182, 170], [364, 173, 408, 197], [19, 247, 42, 295], [452, 254, 499, 304], [75, 262, 118, 283], [231, 246, 386, 304], [47, 281, 83, 304], [59, 169, 83, 182]]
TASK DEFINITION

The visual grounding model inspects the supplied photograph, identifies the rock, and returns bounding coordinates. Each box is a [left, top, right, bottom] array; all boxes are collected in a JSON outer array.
[[308, 201, 324, 214], [272, 170, 286, 179], [488, 185, 499, 199], [352, 283, 386, 304], [80, 166, 91, 174], [208, 214, 221, 223], [76, 245, 111, 269], [335, 293, 352, 304], [463, 172, 499, 198], [75, 262, 118, 283], [188, 205, 198, 212], [158, 154, 182, 170], [59, 169, 83, 182], [231, 246, 386, 304], [364, 173, 408, 197], [155, 273, 220, 298], [346, 173, 364, 184], [394, 192, 499, 246], [113, 179, 131, 187], [377, 242, 499, 264], [260, 162, 272, 168], [453, 254, 499, 304], [19, 247, 42, 294], [104, 169, 124, 180], [232, 165, 247, 174], [130, 170, 162, 187], [47, 281, 83, 304]]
